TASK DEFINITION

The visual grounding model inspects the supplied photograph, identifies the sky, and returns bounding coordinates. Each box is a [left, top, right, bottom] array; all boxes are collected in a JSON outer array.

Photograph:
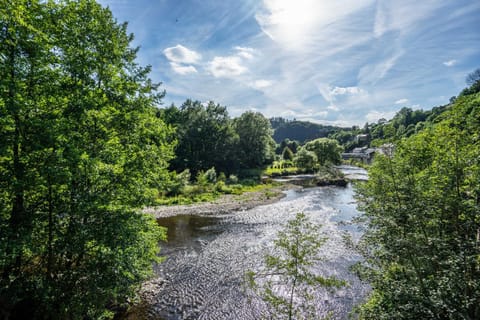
[[98, 0, 480, 126]]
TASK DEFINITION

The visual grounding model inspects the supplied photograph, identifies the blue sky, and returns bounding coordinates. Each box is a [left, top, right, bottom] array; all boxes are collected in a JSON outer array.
[[98, 0, 480, 126]]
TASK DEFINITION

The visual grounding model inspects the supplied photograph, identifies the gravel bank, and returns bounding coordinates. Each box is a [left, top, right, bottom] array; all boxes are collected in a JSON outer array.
[[143, 184, 298, 218]]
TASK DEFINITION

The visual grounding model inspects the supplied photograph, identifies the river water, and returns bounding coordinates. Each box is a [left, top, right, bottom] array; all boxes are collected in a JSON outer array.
[[139, 166, 369, 319]]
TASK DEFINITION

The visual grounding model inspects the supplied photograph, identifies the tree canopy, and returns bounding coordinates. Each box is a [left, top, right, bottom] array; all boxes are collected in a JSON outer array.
[[0, 0, 172, 317], [355, 91, 480, 319], [303, 138, 343, 166], [233, 111, 276, 169]]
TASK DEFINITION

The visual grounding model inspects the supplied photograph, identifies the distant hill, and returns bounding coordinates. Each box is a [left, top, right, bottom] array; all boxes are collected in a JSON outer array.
[[270, 117, 350, 143]]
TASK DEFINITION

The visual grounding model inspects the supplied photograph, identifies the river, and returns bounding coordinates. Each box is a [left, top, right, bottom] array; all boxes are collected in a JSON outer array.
[[134, 166, 369, 319]]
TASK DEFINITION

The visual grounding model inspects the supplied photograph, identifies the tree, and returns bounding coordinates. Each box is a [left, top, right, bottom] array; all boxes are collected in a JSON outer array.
[[293, 148, 317, 171], [161, 100, 238, 175], [234, 111, 276, 169], [354, 92, 480, 319], [282, 146, 294, 161], [0, 0, 173, 318], [247, 213, 344, 320], [303, 138, 343, 166], [466, 68, 480, 86]]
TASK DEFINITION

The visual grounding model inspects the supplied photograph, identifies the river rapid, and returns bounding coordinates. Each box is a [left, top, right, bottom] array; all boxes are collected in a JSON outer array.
[[136, 166, 370, 319]]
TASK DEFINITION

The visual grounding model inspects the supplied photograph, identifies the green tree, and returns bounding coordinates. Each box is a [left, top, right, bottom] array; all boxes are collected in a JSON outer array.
[[0, 0, 173, 318], [234, 111, 276, 169], [247, 213, 344, 320], [293, 148, 317, 171], [161, 100, 238, 175], [303, 138, 343, 166], [354, 93, 480, 319], [282, 146, 294, 161]]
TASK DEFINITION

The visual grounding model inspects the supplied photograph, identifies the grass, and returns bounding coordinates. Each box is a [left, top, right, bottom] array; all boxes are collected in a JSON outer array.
[[155, 181, 281, 206], [264, 166, 306, 177]]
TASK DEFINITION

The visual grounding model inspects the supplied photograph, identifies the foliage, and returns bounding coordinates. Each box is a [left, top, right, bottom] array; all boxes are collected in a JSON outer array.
[[460, 68, 480, 97], [235, 111, 276, 169], [303, 138, 343, 166], [282, 146, 294, 161], [264, 166, 304, 177], [160, 100, 238, 175], [293, 148, 318, 171], [276, 138, 300, 154], [465, 68, 480, 86], [247, 213, 345, 320], [270, 117, 349, 144], [0, 0, 172, 318], [354, 92, 480, 319]]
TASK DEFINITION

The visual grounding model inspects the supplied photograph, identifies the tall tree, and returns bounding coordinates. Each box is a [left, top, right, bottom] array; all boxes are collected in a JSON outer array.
[[0, 0, 173, 318], [355, 92, 480, 319], [234, 111, 276, 169], [161, 100, 238, 175]]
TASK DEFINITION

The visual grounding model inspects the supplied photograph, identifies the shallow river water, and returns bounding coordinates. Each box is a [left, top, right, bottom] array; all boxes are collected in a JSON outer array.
[[140, 166, 369, 319]]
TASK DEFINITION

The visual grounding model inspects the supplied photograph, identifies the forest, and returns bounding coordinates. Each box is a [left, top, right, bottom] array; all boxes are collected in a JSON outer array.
[[1, 0, 479, 319]]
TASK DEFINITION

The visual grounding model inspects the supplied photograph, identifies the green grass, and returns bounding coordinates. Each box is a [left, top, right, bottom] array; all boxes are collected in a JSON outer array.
[[264, 166, 306, 177], [155, 181, 281, 206]]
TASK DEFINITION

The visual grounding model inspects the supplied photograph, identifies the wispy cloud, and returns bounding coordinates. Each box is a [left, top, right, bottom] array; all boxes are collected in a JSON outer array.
[[235, 46, 255, 60], [99, 0, 480, 126], [358, 49, 405, 85], [443, 59, 457, 67], [395, 98, 409, 104], [374, 0, 446, 38], [255, 0, 373, 50], [330, 86, 365, 96], [170, 62, 198, 75]]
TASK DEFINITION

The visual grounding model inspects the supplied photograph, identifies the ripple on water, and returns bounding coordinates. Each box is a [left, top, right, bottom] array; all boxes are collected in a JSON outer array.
[[144, 182, 370, 320]]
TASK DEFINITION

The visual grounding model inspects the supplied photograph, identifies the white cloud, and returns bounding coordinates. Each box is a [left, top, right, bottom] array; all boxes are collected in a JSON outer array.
[[207, 47, 256, 78], [252, 79, 273, 89], [163, 44, 201, 64], [327, 105, 340, 111], [330, 86, 365, 96], [208, 56, 247, 78], [395, 98, 409, 104], [235, 46, 255, 60], [170, 62, 198, 75], [443, 59, 457, 67]]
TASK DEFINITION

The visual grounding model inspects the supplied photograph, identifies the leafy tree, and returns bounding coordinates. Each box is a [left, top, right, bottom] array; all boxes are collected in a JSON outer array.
[[0, 0, 173, 318], [247, 213, 344, 320], [460, 68, 480, 97], [466, 68, 480, 86], [234, 111, 276, 169], [282, 146, 294, 161], [293, 148, 318, 171], [277, 138, 299, 154], [303, 138, 343, 166], [160, 100, 238, 175], [354, 92, 480, 319]]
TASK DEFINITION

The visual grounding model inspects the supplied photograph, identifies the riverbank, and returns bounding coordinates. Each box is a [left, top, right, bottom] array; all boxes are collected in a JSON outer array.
[[144, 184, 298, 218]]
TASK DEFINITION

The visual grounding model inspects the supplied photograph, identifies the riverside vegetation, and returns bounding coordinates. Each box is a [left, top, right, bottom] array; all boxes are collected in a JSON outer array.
[[1, 0, 479, 319]]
